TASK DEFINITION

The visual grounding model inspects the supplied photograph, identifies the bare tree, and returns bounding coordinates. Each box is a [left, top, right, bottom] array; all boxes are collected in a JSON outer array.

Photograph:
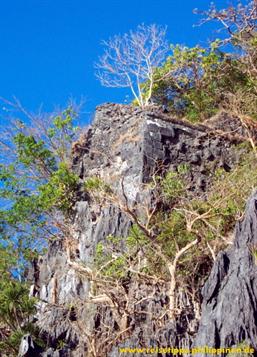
[[195, 1, 257, 41], [194, 1, 257, 122], [195, 1, 257, 80], [95, 24, 169, 107]]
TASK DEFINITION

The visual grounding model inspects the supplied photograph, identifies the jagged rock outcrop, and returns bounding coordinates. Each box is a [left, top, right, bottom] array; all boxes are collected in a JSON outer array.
[[27, 104, 257, 356], [194, 191, 257, 355]]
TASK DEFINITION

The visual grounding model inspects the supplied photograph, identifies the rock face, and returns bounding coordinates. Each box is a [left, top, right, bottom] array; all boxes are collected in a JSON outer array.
[[194, 192, 257, 354], [27, 104, 257, 356]]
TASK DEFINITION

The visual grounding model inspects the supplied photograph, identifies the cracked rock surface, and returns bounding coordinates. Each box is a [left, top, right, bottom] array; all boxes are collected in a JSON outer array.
[[194, 191, 257, 355], [24, 104, 257, 356]]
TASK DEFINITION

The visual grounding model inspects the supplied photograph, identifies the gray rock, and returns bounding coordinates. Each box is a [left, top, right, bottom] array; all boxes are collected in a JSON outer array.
[[27, 104, 255, 356], [194, 191, 257, 354], [18, 334, 43, 357]]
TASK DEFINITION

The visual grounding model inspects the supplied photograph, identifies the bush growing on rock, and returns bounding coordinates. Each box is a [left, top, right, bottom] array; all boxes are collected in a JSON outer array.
[[0, 101, 81, 355]]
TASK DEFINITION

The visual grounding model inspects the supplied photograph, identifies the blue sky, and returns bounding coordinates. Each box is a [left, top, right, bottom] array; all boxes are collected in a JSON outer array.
[[0, 0, 231, 124]]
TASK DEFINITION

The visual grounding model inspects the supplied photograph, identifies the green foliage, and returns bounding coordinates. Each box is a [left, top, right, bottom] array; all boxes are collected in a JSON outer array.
[[95, 236, 127, 279], [0, 104, 80, 354], [56, 339, 67, 350], [126, 224, 149, 249], [52, 107, 76, 130], [0, 105, 80, 252], [161, 172, 184, 200], [159, 164, 188, 201], [84, 176, 112, 194], [14, 133, 56, 171], [95, 226, 151, 279], [48, 106, 79, 160], [95, 242, 106, 266], [1, 3, 257, 349], [186, 149, 257, 251], [103, 256, 127, 279], [147, 42, 225, 120], [144, 36, 253, 121], [0, 282, 36, 328], [38, 162, 79, 212], [157, 211, 190, 251], [147, 151, 257, 281], [93, 148, 257, 289], [0, 244, 38, 356]]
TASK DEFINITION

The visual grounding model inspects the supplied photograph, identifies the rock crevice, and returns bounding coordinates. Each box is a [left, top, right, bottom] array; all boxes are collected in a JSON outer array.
[[25, 104, 257, 356]]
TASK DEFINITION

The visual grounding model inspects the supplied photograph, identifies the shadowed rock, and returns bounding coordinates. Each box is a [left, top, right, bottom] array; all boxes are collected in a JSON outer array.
[[194, 191, 257, 355], [25, 104, 257, 356], [18, 334, 43, 357]]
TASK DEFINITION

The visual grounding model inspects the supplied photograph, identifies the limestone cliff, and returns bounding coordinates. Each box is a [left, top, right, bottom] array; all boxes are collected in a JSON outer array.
[[23, 104, 257, 357]]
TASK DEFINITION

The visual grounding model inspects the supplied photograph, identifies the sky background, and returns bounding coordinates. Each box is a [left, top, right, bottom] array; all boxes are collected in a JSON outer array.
[[0, 0, 232, 125]]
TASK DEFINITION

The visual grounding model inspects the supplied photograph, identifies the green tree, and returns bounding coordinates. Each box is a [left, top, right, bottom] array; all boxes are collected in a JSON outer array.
[[0, 100, 82, 354], [0, 242, 38, 356], [148, 41, 250, 121]]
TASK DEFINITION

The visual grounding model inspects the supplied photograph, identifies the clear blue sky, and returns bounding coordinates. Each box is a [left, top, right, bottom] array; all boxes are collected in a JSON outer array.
[[0, 0, 231, 124]]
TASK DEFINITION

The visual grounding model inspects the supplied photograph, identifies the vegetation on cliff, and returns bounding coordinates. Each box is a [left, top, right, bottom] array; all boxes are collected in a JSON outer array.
[[0, 0, 257, 355], [0, 101, 80, 355], [97, 1, 257, 122]]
